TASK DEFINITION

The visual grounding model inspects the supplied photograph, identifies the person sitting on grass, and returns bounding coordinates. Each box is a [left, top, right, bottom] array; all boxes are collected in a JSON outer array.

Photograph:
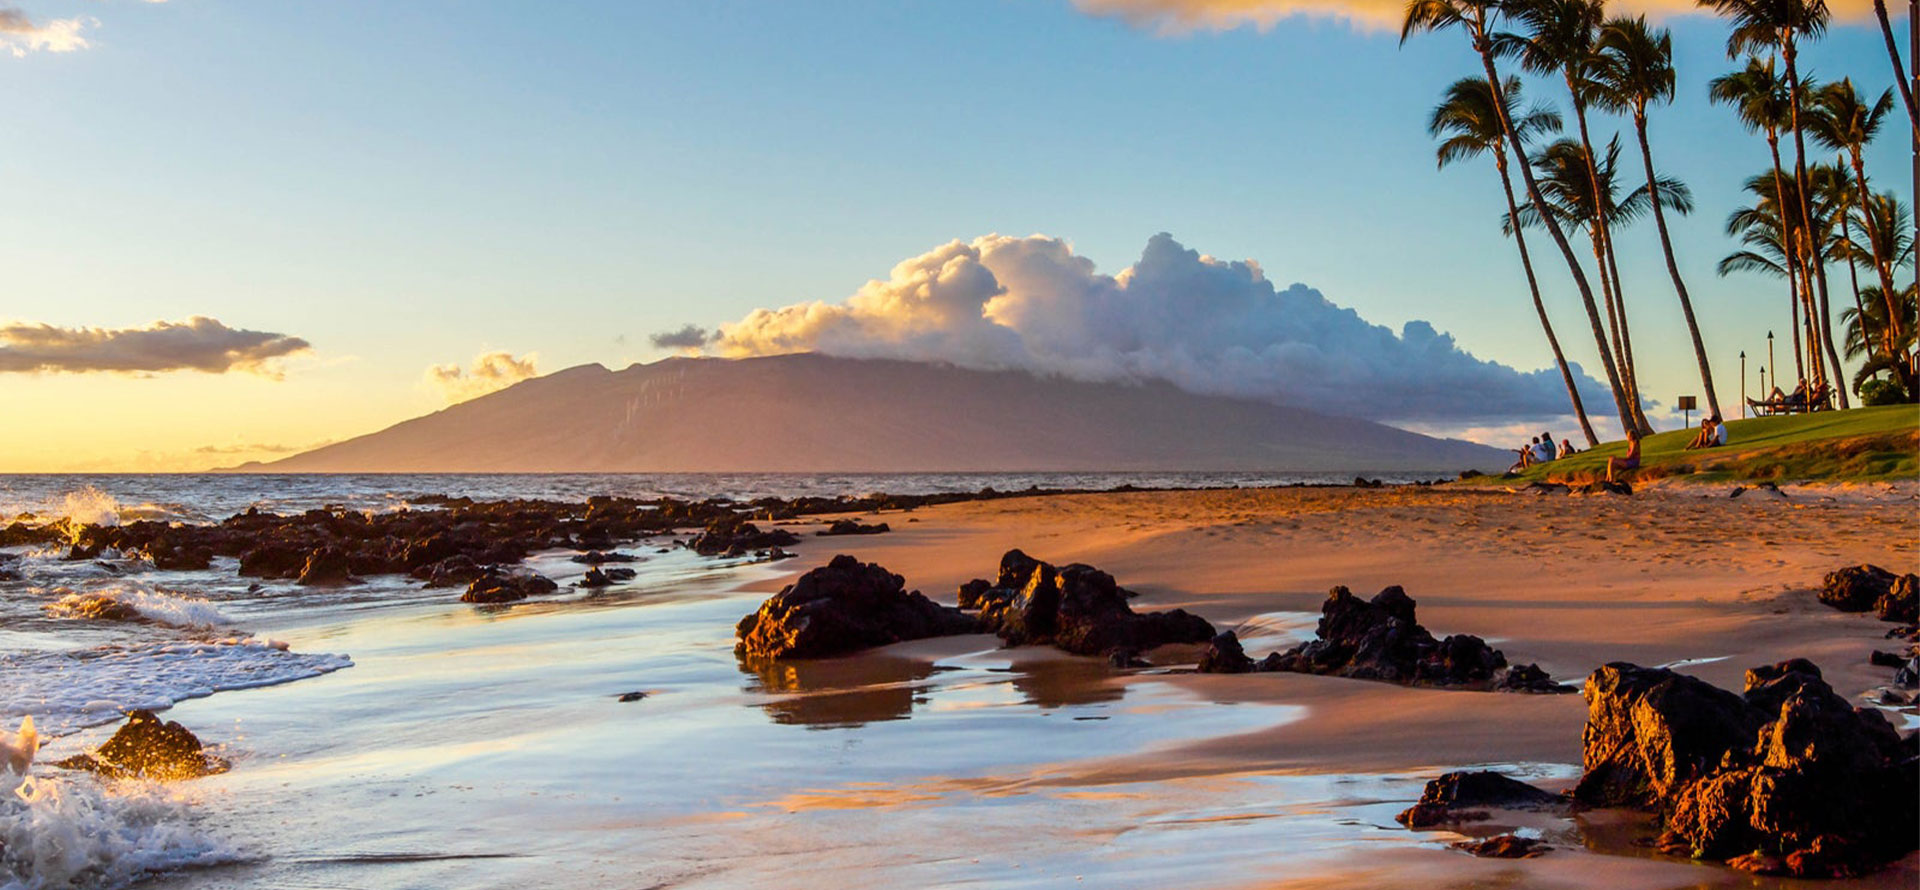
[[1510, 437, 1540, 473], [1557, 438, 1578, 459], [1685, 416, 1718, 450], [1606, 432, 1641, 483], [1531, 435, 1555, 464]]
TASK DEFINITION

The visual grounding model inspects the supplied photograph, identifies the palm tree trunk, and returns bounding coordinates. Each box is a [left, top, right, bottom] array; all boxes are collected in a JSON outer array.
[[1633, 111, 1723, 420], [1602, 226, 1655, 430], [1840, 211, 1874, 372], [1849, 150, 1907, 345], [1810, 238, 1851, 407], [1782, 36, 1825, 355], [1877, 0, 1920, 133], [1797, 254, 1824, 390], [1473, 42, 1637, 436], [1496, 153, 1600, 445], [1570, 93, 1650, 434], [1765, 133, 1806, 387]]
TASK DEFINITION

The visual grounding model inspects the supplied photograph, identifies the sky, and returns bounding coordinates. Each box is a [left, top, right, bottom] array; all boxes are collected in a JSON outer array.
[[0, 0, 1909, 471]]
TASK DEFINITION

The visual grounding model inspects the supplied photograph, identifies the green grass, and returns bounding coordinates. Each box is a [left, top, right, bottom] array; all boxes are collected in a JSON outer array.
[[1463, 404, 1920, 486]]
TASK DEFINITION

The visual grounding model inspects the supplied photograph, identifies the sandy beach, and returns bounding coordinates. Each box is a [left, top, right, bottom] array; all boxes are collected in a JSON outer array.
[[716, 481, 1920, 888]]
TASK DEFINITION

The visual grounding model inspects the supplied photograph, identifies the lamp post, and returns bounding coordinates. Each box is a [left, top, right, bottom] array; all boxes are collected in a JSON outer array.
[[1766, 331, 1776, 396], [1740, 351, 1746, 419], [1760, 365, 1768, 407]]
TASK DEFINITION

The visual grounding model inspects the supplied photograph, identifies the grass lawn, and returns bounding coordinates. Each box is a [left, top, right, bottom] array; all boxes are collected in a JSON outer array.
[[1462, 404, 1920, 485]]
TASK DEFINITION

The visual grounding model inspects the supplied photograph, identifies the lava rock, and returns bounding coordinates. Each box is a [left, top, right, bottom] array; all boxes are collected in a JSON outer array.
[[817, 519, 890, 537], [53, 710, 227, 780], [295, 547, 354, 586], [689, 518, 801, 557], [735, 555, 979, 660], [1196, 630, 1255, 674], [1260, 586, 1564, 692], [418, 555, 485, 588], [572, 550, 638, 564], [973, 554, 1215, 658], [1819, 565, 1919, 622], [1577, 659, 1918, 877], [1396, 771, 1562, 828], [461, 569, 559, 604], [1450, 835, 1551, 858]]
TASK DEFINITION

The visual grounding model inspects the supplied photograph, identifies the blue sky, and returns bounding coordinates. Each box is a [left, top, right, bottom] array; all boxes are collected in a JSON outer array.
[[0, 0, 1908, 469]]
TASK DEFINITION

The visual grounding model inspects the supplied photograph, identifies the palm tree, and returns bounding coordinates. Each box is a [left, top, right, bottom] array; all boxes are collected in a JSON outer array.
[[1595, 15, 1724, 420], [1871, 0, 1920, 131], [1841, 283, 1917, 395], [1429, 77, 1601, 445], [1710, 60, 1813, 387], [1494, 0, 1651, 432], [1403, 0, 1640, 435], [1723, 171, 1827, 388], [1809, 79, 1905, 351], [1801, 161, 1852, 406], [1511, 136, 1690, 423], [1815, 163, 1873, 361], [1697, 0, 1831, 366]]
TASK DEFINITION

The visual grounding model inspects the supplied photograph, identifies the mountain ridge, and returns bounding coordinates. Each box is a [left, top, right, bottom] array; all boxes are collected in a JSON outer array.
[[243, 354, 1506, 473]]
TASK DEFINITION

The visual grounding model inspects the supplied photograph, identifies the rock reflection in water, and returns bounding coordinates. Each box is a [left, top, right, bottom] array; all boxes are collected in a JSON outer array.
[[998, 657, 1126, 710], [739, 655, 946, 729]]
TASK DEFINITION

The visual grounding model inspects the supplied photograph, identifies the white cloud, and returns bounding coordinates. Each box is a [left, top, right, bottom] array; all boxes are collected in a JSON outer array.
[[712, 232, 1606, 424], [0, 7, 94, 57], [425, 351, 538, 404]]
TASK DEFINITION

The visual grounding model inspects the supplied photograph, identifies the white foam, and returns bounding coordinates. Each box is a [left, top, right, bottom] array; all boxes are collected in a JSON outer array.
[[44, 585, 234, 630], [0, 770, 247, 890], [0, 641, 352, 736]]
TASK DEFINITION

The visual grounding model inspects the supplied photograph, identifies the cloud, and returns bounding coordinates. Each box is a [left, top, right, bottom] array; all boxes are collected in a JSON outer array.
[[425, 351, 538, 403], [712, 232, 1607, 424], [193, 441, 319, 456], [649, 324, 712, 350], [0, 316, 310, 376], [1072, 0, 1874, 32], [0, 7, 94, 57]]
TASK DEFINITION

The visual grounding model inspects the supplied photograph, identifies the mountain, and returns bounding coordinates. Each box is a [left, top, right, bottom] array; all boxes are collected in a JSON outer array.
[[246, 354, 1506, 473]]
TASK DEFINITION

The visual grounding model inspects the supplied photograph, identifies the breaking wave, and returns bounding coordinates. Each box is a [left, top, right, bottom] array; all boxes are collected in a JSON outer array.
[[0, 769, 248, 890]]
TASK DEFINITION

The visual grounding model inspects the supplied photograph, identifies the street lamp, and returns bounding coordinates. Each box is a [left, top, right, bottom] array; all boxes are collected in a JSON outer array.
[[1740, 350, 1747, 418]]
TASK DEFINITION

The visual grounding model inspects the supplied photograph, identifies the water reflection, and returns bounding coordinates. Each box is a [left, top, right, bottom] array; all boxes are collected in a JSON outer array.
[[739, 655, 947, 729], [738, 650, 1134, 729]]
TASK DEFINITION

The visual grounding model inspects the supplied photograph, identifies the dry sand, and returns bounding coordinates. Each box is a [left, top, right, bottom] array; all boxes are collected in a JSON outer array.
[[747, 481, 1920, 889]]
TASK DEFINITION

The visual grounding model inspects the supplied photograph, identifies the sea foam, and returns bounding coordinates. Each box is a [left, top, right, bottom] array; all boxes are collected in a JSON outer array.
[[44, 585, 234, 630], [0, 770, 247, 890], [0, 641, 352, 736]]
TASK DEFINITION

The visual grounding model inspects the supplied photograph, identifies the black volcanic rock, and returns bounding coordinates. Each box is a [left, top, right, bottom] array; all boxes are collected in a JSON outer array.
[[736, 555, 978, 660], [970, 551, 1215, 658], [1257, 586, 1567, 692], [54, 710, 227, 780]]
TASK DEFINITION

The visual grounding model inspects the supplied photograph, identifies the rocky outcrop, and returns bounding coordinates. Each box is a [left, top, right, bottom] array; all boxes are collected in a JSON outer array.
[[53, 710, 227, 780], [579, 566, 636, 587], [1196, 631, 1256, 674], [1820, 565, 1919, 623], [817, 519, 890, 537], [735, 555, 978, 660], [1235, 586, 1569, 692], [1576, 659, 1918, 878], [295, 546, 354, 586], [1451, 835, 1551, 858], [962, 550, 1214, 659], [460, 569, 559, 604], [688, 518, 801, 557], [1396, 770, 1564, 828]]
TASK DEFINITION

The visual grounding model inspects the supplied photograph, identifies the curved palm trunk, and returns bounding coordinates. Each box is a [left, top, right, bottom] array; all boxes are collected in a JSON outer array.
[[1471, 38, 1637, 435], [1839, 212, 1874, 364], [1496, 153, 1600, 445], [1601, 227, 1655, 430], [1569, 91, 1651, 434], [1781, 37, 1825, 369], [1764, 134, 1807, 387], [1632, 110, 1723, 419], [1876, 0, 1920, 133], [1847, 148, 1907, 347]]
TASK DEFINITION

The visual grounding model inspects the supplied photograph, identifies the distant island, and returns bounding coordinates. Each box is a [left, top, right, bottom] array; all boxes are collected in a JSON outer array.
[[236, 354, 1506, 473]]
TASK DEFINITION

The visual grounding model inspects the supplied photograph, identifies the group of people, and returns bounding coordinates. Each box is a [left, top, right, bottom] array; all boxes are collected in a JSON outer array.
[[1684, 415, 1728, 451], [1509, 431, 1578, 473]]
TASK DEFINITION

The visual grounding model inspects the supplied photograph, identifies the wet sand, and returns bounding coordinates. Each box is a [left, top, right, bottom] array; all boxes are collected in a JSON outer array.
[[739, 481, 1920, 887]]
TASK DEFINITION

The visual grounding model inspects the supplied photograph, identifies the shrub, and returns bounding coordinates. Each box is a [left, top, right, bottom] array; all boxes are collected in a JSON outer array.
[[1859, 378, 1907, 406]]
